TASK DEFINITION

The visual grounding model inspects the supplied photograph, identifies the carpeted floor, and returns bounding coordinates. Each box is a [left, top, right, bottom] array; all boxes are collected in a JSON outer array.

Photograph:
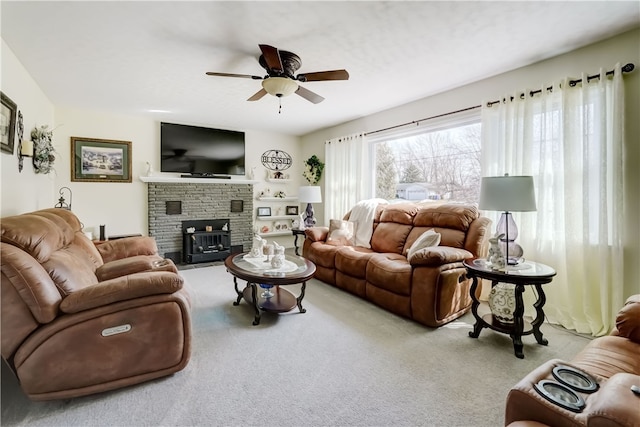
[[2, 263, 592, 426]]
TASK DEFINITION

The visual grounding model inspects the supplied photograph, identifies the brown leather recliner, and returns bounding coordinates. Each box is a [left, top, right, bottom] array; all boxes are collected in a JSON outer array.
[[303, 202, 491, 327], [1, 208, 192, 401], [504, 294, 640, 427]]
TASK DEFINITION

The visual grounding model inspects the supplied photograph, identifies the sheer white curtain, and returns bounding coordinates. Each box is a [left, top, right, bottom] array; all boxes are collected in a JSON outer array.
[[481, 63, 625, 335], [324, 133, 371, 222]]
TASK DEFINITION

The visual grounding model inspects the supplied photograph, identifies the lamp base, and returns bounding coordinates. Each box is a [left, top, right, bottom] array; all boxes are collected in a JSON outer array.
[[304, 203, 316, 227]]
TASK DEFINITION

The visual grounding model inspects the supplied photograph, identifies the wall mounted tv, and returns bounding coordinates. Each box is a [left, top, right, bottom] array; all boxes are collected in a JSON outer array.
[[160, 122, 245, 176]]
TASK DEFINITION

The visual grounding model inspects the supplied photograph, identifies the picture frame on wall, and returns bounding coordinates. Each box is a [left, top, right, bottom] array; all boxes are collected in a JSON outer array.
[[71, 137, 132, 182], [257, 207, 271, 217], [286, 205, 299, 215], [1, 92, 17, 154]]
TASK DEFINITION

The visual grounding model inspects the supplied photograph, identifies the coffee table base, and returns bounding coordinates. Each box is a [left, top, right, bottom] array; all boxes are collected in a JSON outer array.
[[233, 278, 307, 325]]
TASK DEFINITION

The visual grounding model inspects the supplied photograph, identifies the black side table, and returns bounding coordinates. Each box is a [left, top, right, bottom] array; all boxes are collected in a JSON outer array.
[[463, 258, 556, 359], [292, 229, 306, 256]]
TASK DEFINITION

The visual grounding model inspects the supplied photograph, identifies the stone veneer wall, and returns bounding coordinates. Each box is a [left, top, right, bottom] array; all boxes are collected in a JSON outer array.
[[147, 182, 254, 261]]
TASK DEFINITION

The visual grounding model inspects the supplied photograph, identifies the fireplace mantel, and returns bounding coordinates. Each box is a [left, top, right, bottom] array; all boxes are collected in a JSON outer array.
[[140, 176, 259, 185]]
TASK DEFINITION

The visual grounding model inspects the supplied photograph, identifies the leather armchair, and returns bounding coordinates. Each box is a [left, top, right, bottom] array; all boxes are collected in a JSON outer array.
[[505, 295, 640, 427], [1, 208, 191, 401]]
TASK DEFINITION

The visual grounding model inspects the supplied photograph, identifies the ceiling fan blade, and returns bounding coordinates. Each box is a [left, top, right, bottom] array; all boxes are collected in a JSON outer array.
[[206, 72, 263, 80], [295, 85, 325, 104], [258, 44, 284, 73], [297, 69, 349, 82], [247, 88, 268, 102]]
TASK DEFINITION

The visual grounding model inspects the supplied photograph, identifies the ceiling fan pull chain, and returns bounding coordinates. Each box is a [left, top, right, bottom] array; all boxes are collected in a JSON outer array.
[[279, 97, 282, 114]]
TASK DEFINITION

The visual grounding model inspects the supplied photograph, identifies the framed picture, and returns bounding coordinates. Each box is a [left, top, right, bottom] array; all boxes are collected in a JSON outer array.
[[286, 205, 299, 215], [257, 207, 271, 217], [1, 92, 17, 154], [71, 137, 132, 182]]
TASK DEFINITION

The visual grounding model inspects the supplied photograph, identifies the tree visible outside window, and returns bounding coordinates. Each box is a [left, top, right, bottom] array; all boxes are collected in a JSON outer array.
[[374, 121, 481, 204]]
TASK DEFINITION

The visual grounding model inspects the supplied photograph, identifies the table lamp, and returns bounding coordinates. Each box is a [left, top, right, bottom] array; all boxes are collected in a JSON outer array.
[[479, 174, 536, 265], [298, 186, 322, 228]]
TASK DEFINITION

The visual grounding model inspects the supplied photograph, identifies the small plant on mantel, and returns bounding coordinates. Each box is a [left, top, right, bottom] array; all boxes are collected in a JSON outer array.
[[303, 155, 325, 185]]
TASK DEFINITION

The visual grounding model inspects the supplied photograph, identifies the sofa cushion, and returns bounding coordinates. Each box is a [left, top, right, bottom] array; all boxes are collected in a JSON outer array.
[[413, 203, 479, 231], [304, 241, 338, 269], [370, 223, 412, 254], [406, 229, 440, 260], [335, 246, 376, 279], [326, 219, 356, 246], [571, 335, 640, 378], [366, 253, 412, 296]]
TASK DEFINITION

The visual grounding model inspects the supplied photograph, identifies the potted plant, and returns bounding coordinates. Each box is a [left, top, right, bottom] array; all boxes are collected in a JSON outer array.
[[303, 155, 324, 185]]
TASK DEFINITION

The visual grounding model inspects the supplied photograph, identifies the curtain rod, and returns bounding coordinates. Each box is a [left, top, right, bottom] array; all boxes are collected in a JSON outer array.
[[365, 104, 481, 136], [365, 62, 635, 135], [487, 62, 635, 107]]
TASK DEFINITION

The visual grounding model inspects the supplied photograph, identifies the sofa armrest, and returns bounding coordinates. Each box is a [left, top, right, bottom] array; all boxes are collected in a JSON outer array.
[[612, 294, 640, 342], [409, 246, 473, 266], [586, 373, 640, 427], [59, 271, 183, 314], [304, 227, 329, 243], [96, 236, 159, 263], [96, 255, 178, 281]]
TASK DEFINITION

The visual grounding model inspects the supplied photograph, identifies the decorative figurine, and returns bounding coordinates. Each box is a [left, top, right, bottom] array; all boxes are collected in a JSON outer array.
[[271, 242, 285, 268], [488, 233, 506, 270]]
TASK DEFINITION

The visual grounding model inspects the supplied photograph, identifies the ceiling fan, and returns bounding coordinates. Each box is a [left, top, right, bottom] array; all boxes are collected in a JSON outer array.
[[206, 44, 349, 106]]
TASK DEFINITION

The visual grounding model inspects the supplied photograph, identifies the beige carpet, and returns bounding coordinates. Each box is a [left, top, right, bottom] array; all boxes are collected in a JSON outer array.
[[2, 263, 591, 426]]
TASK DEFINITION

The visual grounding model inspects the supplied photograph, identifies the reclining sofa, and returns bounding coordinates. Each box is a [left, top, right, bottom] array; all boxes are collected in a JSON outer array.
[[303, 202, 491, 327], [505, 294, 640, 427], [1, 208, 192, 400]]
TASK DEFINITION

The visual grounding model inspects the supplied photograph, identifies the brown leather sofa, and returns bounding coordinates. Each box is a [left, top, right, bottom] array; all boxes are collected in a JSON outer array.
[[1, 208, 192, 401], [505, 294, 640, 427], [303, 202, 491, 327]]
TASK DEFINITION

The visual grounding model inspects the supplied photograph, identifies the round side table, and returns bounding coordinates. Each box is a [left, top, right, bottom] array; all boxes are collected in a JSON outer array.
[[463, 258, 556, 359]]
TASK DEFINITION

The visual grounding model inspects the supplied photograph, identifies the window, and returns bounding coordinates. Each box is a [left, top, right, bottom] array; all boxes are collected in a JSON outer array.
[[370, 110, 481, 204]]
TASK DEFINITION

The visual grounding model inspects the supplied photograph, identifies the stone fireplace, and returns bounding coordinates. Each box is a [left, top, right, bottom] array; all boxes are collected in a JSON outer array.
[[145, 179, 254, 264]]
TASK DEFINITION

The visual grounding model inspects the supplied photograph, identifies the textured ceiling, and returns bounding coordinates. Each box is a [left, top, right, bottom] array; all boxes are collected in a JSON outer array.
[[2, 1, 639, 136]]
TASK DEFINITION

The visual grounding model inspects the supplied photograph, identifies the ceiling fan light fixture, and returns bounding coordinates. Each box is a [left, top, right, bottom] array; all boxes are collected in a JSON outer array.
[[262, 77, 298, 97]]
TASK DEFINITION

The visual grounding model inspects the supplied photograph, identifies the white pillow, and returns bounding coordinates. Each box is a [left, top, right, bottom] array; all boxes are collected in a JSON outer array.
[[406, 229, 441, 260]]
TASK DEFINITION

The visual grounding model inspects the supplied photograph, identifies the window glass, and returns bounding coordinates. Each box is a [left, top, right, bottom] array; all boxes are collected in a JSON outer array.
[[371, 112, 481, 204]]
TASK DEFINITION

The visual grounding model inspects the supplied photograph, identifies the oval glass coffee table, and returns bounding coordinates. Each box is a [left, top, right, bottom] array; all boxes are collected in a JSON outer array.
[[224, 252, 316, 325]]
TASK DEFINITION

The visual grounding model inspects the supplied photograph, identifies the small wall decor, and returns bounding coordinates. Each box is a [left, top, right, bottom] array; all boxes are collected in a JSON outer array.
[[32, 125, 55, 174], [257, 207, 271, 217], [269, 170, 289, 180], [16, 111, 25, 172], [71, 137, 132, 182], [1, 92, 17, 154], [303, 155, 325, 184], [230, 200, 244, 213], [274, 190, 286, 198], [286, 205, 299, 215], [261, 149, 292, 171]]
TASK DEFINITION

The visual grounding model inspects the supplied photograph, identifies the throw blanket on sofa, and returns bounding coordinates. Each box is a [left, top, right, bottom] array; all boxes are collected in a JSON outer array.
[[348, 198, 388, 248]]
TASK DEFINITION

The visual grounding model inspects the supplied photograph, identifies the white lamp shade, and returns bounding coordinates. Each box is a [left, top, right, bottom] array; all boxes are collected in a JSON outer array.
[[298, 186, 322, 203], [262, 77, 298, 97], [479, 175, 536, 212]]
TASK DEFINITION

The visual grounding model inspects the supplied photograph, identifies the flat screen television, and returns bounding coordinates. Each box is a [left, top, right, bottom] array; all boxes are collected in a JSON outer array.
[[160, 122, 245, 176]]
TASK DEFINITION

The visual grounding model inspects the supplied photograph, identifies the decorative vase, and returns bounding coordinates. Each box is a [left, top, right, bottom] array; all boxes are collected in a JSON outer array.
[[488, 283, 516, 323]]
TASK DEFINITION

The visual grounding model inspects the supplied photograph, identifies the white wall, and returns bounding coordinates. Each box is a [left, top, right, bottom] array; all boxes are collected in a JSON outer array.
[[54, 107, 302, 240], [1, 40, 55, 215], [301, 28, 640, 297]]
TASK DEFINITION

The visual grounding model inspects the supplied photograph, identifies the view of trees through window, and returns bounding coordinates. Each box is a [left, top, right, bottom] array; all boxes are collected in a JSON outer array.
[[374, 121, 482, 204]]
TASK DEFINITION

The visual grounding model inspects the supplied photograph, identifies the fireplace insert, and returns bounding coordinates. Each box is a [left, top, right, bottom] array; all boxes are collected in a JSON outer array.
[[182, 219, 231, 263]]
